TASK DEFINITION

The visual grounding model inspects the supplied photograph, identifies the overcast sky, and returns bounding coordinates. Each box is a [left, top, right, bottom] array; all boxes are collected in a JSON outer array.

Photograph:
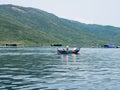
[[0, 0, 120, 27]]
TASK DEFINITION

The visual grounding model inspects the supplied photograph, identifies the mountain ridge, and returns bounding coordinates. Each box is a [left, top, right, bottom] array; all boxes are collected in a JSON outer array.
[[0, 4, 120, 46]]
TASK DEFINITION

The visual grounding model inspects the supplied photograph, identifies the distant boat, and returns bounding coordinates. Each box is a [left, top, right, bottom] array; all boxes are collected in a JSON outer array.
[[103, 44, 115, 48], [0, 43, 23, 48], [0, 44, 17, 47], [57, 48, 80, 54], [51, 44, 62, 46]]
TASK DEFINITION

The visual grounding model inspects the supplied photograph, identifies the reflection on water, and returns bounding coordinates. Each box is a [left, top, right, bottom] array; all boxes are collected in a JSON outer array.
[[61, 54, 79, 65], [0, 47, 120, 90]]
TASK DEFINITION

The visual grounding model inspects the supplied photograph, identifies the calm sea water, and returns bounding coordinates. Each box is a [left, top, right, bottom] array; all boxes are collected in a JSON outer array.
[[0, 47, 120, 90]]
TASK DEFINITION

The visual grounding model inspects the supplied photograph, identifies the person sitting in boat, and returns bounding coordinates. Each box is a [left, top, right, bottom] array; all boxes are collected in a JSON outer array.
[[66, 46, 69, 50], [72, 48, 76, 53], [66, 46, 71, 53]]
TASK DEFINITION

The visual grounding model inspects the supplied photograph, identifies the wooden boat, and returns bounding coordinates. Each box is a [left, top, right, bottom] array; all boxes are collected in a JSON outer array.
[[57, 48, 80, 54]]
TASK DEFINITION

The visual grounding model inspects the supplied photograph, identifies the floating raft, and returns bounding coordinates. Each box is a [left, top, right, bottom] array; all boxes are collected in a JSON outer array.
[[57, 48, 80, 54]]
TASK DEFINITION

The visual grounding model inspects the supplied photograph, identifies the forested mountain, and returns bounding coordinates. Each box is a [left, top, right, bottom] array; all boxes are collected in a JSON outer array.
[[0, 4, 120, 46]]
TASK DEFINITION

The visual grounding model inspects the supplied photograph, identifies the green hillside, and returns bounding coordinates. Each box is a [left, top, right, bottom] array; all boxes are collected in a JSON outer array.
[[0, 4, 120, 46]]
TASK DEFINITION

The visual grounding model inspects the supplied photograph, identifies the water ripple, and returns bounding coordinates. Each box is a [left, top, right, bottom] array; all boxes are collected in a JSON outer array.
[[0, 48, 120, 90]]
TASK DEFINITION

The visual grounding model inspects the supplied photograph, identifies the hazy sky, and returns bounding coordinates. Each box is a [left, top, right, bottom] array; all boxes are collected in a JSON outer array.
[[0, 0, 120, 27]]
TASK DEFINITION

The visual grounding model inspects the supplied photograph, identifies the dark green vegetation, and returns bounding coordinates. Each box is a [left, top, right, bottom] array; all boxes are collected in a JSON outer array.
[[0, 4, 120, 46]]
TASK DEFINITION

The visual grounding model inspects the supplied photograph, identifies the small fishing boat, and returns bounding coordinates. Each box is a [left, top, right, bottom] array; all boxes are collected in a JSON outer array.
[[57, 48, 80, 54]]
